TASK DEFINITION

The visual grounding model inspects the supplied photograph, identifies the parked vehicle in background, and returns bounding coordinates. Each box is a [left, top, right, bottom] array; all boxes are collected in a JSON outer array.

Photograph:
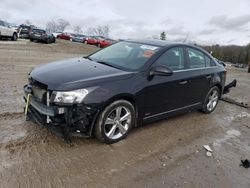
[[23, 39, 236, 144], [0, 20, 18, 41], [52, 32, 62, 38], [234, 63, 245, 68], [86, 36, 105, 45], [10, 25, 19, 33], [85, 36, 98, 44], [98, 38, 116, 48], [30, 29, 56, 44], [57, 33, 75, 40], [72, 34, 88, 43], [18, 24, 35, 39]]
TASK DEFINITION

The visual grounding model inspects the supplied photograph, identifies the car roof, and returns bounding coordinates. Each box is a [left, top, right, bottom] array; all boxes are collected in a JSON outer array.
[[122, 39, 211, 55], [123, 39, 196, 48]]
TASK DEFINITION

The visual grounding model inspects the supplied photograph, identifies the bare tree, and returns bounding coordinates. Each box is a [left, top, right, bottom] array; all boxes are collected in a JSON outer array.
[[46, 20, 58, 33], [74, 25, 82, 34], [86, 25, 110, 38], [57, 19, 70, 32], [160, 32, 166, 40]]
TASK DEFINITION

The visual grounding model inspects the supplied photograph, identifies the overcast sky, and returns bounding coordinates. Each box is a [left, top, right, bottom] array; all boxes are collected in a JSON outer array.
[[1, 0, 250, 45]]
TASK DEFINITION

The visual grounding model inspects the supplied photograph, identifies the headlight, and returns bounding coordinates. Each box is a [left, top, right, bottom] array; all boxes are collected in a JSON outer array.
[[52, 89, 89, 103]]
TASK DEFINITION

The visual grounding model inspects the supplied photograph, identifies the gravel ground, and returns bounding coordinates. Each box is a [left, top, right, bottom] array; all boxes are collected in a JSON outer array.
[[0, 39, 249, 188]]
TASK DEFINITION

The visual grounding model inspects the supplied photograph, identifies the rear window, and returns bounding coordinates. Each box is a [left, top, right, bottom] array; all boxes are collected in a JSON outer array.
[[187, 48, 206, 68], [205, 55, 216, 67]]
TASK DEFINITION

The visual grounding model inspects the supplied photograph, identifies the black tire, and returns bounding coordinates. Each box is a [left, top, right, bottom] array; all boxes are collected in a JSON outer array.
[[30, 38, 33, 42], [12, 33, 17, 41], [201, 86, 220, 114], [94, 100, 135, 144]]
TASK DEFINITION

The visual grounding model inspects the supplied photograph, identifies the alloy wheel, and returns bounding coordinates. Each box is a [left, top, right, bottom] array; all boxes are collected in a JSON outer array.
[[104, 106, 131, 140], [207, 89, 219, 111]]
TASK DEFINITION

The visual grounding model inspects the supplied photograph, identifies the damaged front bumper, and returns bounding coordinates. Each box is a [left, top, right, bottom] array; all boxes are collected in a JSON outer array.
[[23, 85, 99, 142]]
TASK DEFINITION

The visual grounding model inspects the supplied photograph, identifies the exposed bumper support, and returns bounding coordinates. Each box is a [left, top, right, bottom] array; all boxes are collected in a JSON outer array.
[[223, 79, 237, 94]]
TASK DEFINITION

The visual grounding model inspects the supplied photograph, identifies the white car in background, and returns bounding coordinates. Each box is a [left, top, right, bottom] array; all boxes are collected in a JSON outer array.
[[52, 32, 62, 38], [0, 20, 18, 41]]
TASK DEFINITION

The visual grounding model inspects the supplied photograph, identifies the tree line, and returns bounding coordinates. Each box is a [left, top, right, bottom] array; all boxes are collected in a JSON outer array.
[[160, 31, 250, 65], [201, 44, 250, 65], [45, 19, 110, 38]]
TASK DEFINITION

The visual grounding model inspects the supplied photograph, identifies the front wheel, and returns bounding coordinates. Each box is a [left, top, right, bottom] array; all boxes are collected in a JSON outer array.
[[201, 86, 220, 114], [94, 100, 135, 144]]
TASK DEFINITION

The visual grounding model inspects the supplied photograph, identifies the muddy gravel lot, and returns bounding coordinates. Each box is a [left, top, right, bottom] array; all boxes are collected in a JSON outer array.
[[0, 39, 250, 188]]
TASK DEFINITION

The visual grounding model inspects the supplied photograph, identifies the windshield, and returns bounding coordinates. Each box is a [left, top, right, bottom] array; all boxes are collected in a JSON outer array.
[[33, 29, 46, 34], [89, 41, 160, 71]]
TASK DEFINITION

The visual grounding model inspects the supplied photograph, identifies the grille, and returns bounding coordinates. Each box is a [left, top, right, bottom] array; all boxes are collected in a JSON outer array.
[[32, 85, 47, 102], [29, 77, 49, 103]]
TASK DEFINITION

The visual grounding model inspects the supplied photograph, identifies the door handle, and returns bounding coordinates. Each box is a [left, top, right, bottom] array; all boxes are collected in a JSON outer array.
[[179, 80, 188, 85], [206, 75, 212, 79]]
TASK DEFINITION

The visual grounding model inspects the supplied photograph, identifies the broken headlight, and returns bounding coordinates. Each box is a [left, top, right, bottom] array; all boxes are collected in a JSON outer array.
[[52, 89, 89, 103]]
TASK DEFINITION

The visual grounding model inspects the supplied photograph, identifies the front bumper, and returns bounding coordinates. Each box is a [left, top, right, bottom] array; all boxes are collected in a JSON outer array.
[[23, 85, 99, 140]]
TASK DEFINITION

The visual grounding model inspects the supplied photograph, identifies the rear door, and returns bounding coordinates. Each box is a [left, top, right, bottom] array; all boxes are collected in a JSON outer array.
[[184, 47, 213, 104]]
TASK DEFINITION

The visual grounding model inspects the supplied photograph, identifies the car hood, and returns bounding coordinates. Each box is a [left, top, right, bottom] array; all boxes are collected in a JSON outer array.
[[30, 58, 133, 91]]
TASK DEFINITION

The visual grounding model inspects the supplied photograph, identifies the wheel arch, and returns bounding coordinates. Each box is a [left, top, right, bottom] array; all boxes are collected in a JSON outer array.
[[103, 93, 138, 116], [213, 83, 222, 97], [90, 93, 139, 135]]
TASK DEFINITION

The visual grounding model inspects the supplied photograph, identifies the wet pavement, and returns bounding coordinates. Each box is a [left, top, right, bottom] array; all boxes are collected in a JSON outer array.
[[0, 40, 249, 188]]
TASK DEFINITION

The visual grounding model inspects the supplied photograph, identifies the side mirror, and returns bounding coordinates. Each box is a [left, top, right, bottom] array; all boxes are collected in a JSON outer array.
[[149, 66, 173, 79]]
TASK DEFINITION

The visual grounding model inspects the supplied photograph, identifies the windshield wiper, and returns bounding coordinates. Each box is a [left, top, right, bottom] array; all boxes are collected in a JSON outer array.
[[84, 56, 93, 61], [95, 60, 117, 68], [85, 57, 119, 69]]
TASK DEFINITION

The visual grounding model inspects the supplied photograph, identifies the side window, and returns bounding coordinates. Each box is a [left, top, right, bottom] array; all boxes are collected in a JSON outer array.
[[154, 47, 185, 71], [205, 55, 216, 67], [0, 21, 4, 26], [187, 48, 205, 68]]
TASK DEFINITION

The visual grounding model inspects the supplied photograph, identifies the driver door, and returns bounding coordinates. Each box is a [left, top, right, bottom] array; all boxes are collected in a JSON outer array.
[[141, 47, 193, 119]]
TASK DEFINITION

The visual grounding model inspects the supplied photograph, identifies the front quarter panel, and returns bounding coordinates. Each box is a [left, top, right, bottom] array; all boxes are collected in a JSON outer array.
[[82, 73, 141, 110]]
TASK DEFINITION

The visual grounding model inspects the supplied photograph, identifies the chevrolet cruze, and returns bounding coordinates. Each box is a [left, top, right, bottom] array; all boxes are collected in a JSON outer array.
[[24, 39, 231, 144]]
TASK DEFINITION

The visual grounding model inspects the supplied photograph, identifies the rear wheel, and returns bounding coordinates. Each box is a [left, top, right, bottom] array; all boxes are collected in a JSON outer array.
[[201, 86, 220, 114], [12, 33, 17, 41], [94, 100, 135, 144]]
